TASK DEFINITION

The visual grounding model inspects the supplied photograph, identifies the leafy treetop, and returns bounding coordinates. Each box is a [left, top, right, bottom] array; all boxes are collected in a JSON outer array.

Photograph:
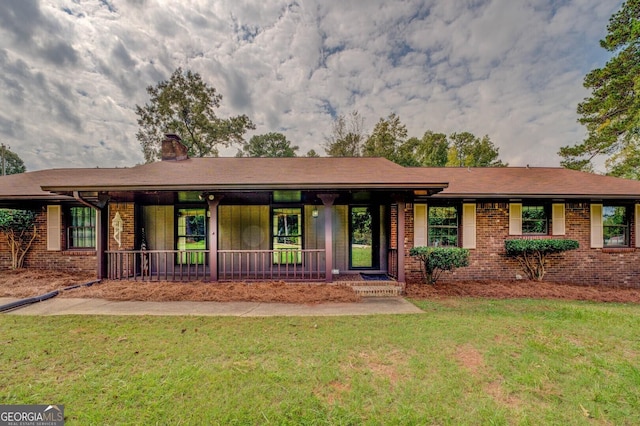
[[559, 0, 640, 179], [0, 145, 26, 175], [236, 132, 299, 157], [136, 67, 255, 162]]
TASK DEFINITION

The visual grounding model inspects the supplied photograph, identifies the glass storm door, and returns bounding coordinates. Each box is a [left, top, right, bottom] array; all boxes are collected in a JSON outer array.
[[273, 207, 302, 264], [349, 206, 378, 269], [177, 208, 206, 264]]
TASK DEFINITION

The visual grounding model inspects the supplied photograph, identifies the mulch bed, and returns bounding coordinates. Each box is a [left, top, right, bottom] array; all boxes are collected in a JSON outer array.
[[404, 280, 640, 304], [2, 270, 640, 304], [57, 280, 361, 304]]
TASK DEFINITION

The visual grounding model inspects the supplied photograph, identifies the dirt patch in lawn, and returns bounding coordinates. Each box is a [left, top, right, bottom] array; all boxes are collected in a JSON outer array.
[[405, 280, 640, 304]]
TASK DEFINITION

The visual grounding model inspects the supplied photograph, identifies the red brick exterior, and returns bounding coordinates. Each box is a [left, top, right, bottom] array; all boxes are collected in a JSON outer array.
[[108, 202, 136, 251], [0, 208, 97, 275], [402, 202, 640, 287]]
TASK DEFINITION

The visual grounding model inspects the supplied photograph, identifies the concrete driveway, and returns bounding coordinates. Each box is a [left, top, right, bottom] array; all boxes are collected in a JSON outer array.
[[1, 296, 424, 317]]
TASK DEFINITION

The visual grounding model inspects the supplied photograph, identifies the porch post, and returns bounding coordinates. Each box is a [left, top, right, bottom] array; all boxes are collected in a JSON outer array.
[[207, 196, 222, 282], [96, 207, 108, 280], [397, 201, 406, 283], [318, 194, 339, 283]]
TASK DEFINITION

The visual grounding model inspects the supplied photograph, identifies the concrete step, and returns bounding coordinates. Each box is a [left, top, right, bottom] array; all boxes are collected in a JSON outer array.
[[350, 285, 403, 297]]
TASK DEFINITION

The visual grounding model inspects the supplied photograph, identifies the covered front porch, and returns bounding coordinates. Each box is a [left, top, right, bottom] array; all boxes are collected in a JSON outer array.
[[103, 189, 408, 283]]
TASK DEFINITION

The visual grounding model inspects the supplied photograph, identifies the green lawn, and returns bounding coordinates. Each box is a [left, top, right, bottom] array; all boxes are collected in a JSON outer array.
[[351, 245, 372, 268], [2, 298, 639, 425]]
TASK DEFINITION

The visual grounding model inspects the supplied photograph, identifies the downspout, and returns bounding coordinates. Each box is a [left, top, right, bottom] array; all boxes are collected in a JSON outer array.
[[73, 191, 108, 280]]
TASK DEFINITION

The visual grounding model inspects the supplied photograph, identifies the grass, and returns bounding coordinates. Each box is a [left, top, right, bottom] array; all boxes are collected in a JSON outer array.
[[1, 298, 639, 425], [351, 245, 372, 268]]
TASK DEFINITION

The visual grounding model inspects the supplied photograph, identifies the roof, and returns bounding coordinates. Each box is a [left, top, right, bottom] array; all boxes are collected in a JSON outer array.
[[0, 169, 74, 201], [416, 167, 640, 199], [37, 157, 448, 192], [1, 158, 640, 202]]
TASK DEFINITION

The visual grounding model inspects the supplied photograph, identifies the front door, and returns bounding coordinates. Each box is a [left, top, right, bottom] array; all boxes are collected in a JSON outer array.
[[177, 208, 206, 264], [349, 206, 379, 269]]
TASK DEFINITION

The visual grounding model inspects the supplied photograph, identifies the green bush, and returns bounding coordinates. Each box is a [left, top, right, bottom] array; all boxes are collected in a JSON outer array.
[[505, 239, 579, 281], [409, 246, 470, 285]]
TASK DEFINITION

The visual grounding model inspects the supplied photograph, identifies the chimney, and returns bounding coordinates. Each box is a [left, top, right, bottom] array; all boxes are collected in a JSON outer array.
[[161, 134, 188, 161]]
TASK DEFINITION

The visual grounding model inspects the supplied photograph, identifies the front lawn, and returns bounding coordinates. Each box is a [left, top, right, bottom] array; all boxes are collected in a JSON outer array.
[[2, 298, 639, 424]]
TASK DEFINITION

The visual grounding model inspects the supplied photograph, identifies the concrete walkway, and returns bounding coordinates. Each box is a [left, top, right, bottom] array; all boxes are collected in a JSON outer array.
[[0, 297, 424, 317]]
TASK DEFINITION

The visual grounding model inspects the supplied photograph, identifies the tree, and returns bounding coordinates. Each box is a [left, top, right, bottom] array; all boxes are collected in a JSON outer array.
[[236, 132, 298, 157], [395, 137, 422, 166], [324, 110, 366, 157], [0, 145, 26, 175], [558, 0, 640, 178], [447, 132, 506, 167], [397, 131, 449, 167], [0, 209, 37, 269], [136, 67, 255, 162], [363, 113, 407, 162], [305, 149, 320, 157]]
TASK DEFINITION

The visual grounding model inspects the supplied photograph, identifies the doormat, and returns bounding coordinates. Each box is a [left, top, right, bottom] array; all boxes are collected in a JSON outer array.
[[360, 273, 390, 281]]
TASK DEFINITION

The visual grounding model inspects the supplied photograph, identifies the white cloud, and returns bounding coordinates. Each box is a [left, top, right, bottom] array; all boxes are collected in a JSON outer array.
[[0, 0, 624, 170]]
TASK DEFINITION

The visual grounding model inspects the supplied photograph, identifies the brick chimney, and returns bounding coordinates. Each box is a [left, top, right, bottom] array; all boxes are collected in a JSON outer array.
[[161, 134, 188, 161]]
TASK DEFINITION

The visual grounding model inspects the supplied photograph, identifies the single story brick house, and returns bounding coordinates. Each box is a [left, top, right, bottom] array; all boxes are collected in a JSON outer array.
[[2, 135, 640, 287]]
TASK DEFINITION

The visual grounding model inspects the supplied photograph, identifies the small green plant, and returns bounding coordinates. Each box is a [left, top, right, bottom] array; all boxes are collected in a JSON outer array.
[[505, 239, 579, 281], [0, 209, 38, 269], [409, 246, 470, 284]]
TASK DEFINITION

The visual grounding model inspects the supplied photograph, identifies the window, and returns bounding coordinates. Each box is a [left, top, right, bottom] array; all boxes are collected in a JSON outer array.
[[273, 207, 302, 264], [428, 206, 458, 247], [177, 208, 206, 264], [522, 206, 548, 234], [67, 207, 96, 249], [603, 206, 628, 247]]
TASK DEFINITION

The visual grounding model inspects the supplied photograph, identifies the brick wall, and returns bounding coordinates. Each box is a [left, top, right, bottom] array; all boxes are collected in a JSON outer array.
[[0, 208, 96, 275], [402, 202, 640, 287], [108, 202, 136, 251]]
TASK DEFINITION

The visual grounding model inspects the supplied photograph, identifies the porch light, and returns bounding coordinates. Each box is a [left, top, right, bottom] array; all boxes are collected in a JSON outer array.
[[312, 207, 319, 218]]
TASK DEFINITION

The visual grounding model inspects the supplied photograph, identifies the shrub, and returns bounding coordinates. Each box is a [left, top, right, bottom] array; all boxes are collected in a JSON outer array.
[[0, 209, 38, 269], [505, 239, 579, 281], [409, 246, 470, 285]]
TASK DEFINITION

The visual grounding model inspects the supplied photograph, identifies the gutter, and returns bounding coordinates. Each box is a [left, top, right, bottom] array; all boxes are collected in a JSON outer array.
[[0, 279, 101, 313]]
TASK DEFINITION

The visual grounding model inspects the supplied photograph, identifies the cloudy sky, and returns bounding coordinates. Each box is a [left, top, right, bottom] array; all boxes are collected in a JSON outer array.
[[0, 0, 622, 171]]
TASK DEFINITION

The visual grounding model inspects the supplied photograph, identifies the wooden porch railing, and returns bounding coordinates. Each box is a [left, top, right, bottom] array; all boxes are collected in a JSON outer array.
[[106, 249, 326, 281], [106, 250, 209, 281], [218, 249, 325, 281]]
